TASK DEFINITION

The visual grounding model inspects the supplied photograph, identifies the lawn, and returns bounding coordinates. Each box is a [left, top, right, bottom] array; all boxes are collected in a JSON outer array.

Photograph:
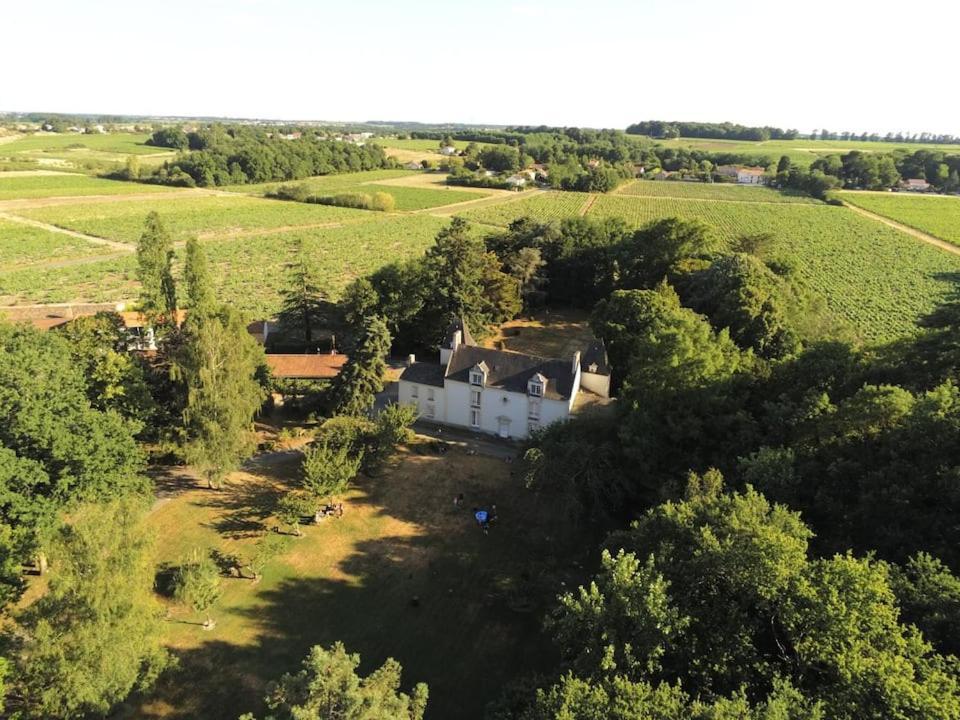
[[223, 169, 483, 211], [613, 179, 818, 203], [17, 194, 375, 244], [0, 172, 174, 200], [460, 192, 960, 343], [128, 441, 579, 720], [0, 214, 450, 315], [483, 309, 596, 359], [839, 191, 960, 247], [0, 219, 117, 270]]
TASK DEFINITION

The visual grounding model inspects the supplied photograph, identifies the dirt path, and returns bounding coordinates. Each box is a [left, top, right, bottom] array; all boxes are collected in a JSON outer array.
[[423, 188, 545, 217], [843, 201, 960, 258], [579, 194, 598, 216], [0, 187, 219, 212], [0, 210, 135, 252]]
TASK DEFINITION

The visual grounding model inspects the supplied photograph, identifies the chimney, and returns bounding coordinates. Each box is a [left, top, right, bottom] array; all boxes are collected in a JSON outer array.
[[451, 329, 462, 351], [571, 351, 581, 375], [407, 353, 416, 367]]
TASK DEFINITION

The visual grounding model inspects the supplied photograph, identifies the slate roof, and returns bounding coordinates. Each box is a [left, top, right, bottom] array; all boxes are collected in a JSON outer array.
[[445, 345, 576, 401], [581, 340, 611, 376], [443, 316, 475, 348], [399, 361, 446, 388]]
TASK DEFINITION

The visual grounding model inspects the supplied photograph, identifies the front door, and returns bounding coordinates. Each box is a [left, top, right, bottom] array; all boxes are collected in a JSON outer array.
[[498, 417, 510, 439]]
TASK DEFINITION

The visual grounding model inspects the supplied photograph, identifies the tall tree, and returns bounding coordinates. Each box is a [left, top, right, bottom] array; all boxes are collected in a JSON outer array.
[[172, 549, 222, 629], [278, 237, 328, 347], [175, 308, 266, 489], [10, 499, 170, 719], [240, 642, 428, 720], [136, 212, 177, 329], [301, 442, 360, 503], [183, 237, 216, 318], [330, 315, 391, 417]]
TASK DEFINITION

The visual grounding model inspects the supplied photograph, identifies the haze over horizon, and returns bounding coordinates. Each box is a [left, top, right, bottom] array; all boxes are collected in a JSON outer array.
[[4, 0, 958, 136]]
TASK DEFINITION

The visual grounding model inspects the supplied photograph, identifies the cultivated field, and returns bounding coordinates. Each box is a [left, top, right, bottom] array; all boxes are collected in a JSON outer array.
[[614, 179, 818, 203], [130, 442, 572, 720], [647, 136, 960, 166], [0, 132, 166, 156], [18, 194, 375, 244], [839, 191, 960, 247], [0, 219, 116, 269], [224, 169, 485, 211], [0, 172, 174, 200], [460, 191, 960, 343]]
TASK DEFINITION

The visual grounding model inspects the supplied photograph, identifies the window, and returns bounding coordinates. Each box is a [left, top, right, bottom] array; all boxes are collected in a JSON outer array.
[[470, 389, 481, 408], [410, 384, 418, 399], [470, 409, 480, 428], [528, 380, 543, 397], [427, 388, 434, 401], [425, 403, 435, 419], [470, 370, 484, 386], [528, 397, 541, 421]]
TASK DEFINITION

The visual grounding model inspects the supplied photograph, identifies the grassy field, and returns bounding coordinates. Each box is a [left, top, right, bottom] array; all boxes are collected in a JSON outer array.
[[647, 136, 960, 167], [375, 138, 479, 152], [0, 219, 116, 270], [0, 132, 167, 156], [223, 169, 484, 211], [0, 214, 449, 315], [460, 191, 960, 343], [18, 194, 375, 244], [839, 191, 960, 247], [0, 173, 173, 200], [128, 442, 576, 720], [614, 179, 818, 203]]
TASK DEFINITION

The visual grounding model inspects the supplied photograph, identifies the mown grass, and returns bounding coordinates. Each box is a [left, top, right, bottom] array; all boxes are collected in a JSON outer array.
[[614, 179, 818, 203], [0, 214, 450, 315], [18, 194, 375, 244], [0, 173, 173, 200], [222, 169, 483, 211], [840, 191, 960, 247], [460, 192, 960, 343], [128, 444, 573, 720], [0, 219, 115, 269]]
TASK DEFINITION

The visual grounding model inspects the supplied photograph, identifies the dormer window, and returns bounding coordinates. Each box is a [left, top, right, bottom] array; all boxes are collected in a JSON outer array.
[[470, 364, 486, 386], [528, 379, 543, 397]]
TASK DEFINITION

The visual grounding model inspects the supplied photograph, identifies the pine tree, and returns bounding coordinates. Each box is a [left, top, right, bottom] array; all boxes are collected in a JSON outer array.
[[136, 212, 177, 328], [278, 237, 328, 347], [331, 315, 391, 417]]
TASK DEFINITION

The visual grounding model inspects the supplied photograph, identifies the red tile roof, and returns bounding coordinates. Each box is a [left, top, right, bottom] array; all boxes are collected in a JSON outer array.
[[265, 353, 347, 379]]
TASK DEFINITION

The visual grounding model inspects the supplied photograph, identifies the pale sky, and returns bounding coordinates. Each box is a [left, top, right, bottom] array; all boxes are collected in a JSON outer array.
[[3, 0, 958, 135]]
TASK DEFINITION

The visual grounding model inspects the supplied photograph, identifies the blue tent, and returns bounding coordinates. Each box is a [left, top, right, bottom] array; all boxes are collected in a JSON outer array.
[[475, 510, 488, 523]]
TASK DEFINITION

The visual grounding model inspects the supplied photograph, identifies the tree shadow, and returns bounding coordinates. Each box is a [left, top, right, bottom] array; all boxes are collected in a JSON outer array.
[[129, 448, 596, 720]]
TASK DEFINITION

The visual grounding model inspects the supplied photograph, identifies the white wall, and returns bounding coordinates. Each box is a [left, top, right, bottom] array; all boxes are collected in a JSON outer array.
[[397, 380, 445, 423], [444, 379, 571, 440], [580, 371, 610, 398]]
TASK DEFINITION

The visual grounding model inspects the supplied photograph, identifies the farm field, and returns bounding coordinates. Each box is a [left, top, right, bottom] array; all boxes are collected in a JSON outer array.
[[223, 169, 485, 211], [0, 219, 115, 270], [0, 131, 166, 156], [614, 179, 818, 203], [460, 191, 960, 343], [374, 138, 480, 151], [128, 443, 569, 720], [0, 214, 449, 315], [0, 172, 174, 200], [18, 194, 376, 244], [647, 136, 960, 166], [839, 191, 960, 247]]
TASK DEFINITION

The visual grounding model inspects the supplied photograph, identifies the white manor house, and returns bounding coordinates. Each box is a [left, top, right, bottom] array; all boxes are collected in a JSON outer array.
[[398, 318, 611, 440]]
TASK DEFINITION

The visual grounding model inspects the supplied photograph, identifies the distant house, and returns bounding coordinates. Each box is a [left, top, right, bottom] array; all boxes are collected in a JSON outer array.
[[505, 174, 527, 189], [586, 159, 601, 169], [633, 164, 645, 177], [404, 161, 423, 170], [902, 178, 931, 192], [715, 165, 739, 178], [519, 169, 537, 182], [398, 318, 611, 440], [532, 163, 550, 179], [265, 353, 347, 380], [654, 170, 674, 180], [439, 145, 458, 156], [736, 166, 766, 185], [280, 131, 302, 140]]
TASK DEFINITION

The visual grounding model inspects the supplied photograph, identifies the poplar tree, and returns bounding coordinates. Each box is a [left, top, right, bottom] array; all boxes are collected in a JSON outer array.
[[183, 237, 216, 318], [136, 212, 177, 328]]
